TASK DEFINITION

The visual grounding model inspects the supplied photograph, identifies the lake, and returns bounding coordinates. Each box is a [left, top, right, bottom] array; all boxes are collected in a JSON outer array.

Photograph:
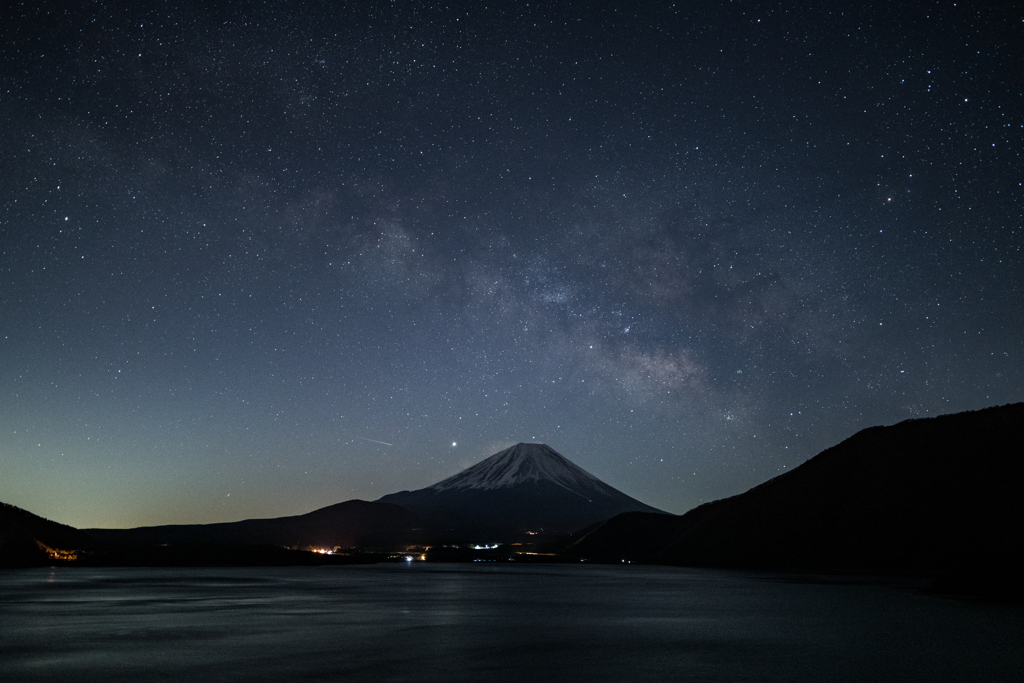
[[1, 563, 1020, 682]]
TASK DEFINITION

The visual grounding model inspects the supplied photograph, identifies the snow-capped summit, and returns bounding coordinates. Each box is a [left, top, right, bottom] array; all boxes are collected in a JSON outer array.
[[377, 442, 666, 541], [430, 443, 608, 498]]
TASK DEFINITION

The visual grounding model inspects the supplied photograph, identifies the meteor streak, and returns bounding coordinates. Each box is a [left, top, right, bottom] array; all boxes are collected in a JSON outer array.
[[356, 437, 393, 446]]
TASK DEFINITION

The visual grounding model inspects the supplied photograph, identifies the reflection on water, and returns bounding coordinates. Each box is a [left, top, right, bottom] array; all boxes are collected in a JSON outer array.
[[1, 564, 1021, 682]]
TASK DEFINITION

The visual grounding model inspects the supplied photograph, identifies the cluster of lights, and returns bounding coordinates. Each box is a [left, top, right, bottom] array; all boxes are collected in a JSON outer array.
[[38, 543, 79, 562]]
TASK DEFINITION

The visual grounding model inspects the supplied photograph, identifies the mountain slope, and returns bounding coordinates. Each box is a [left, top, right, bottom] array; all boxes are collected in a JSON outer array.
[[0, 502, 102, 567], [378, 443, 666, 541], [565, 403, 1024, 577], [86, 499, 420, 550]]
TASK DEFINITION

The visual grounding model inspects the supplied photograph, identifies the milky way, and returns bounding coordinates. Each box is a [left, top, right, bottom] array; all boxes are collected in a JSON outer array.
[[2, 2, 1021, 527]]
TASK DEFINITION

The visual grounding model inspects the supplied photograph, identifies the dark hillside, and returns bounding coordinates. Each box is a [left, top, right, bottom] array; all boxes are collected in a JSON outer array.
[[86, 499, 420, 550], [0, 502, 102, 567], [567, 403, 1023, 586]]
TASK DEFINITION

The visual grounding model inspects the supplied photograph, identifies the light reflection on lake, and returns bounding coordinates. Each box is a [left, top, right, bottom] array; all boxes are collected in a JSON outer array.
[[1, 564, 1020, 682]]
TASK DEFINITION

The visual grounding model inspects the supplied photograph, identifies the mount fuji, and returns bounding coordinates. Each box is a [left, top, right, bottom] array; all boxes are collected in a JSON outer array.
[[377, 443, 666, 542]]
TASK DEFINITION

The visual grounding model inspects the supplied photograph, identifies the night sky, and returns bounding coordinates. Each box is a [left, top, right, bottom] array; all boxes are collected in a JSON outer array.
[[3, 2, 1021, 529]]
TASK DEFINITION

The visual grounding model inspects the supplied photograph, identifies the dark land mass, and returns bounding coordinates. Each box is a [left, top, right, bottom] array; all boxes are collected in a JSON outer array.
[[1, 499, 416, 567], [86, 499, 422, 551], [73, 543, 387, 567], [378, 479, 655, 544], [0, 502, 103, 567], [4, 404, 1021, 589], [564, 403, 1023, 600]]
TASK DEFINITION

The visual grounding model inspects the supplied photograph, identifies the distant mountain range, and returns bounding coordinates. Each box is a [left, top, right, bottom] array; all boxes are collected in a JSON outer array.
[[86, 499, 420, 550], [80, 443, 660, 550], [2, 403, 1021, 584], [565, 403, 1023, 583]]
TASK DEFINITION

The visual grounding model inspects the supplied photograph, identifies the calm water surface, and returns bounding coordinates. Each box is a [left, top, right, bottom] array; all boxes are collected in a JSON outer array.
[[1, 563, 1020, 682]]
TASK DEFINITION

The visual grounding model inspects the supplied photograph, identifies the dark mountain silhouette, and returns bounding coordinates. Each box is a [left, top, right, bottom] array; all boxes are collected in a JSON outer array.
[[0, 502, 102, 567], [565, 403, 1023, 589], [76, 542, 385, 567], [13, 403, 1018, 581], [41, 444, 663, 560], [86, 499, 420, 551], [377, 442, 666, 542]]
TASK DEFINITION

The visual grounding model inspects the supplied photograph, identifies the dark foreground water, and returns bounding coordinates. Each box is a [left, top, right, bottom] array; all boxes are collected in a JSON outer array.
[[1, 564, 1021, 682]]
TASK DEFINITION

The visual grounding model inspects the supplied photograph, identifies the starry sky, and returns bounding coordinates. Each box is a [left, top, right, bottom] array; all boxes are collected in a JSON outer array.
[[2, 1, 1021, 529]]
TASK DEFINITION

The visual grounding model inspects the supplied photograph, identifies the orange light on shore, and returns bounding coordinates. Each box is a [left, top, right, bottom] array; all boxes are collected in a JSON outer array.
[[35, 541, 78, 561]]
